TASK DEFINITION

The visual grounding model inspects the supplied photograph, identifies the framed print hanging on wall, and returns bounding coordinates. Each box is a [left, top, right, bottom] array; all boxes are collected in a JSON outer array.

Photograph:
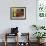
[[36, 0, 46, 27], [37, 0, 46, 18], [10, 7, 26, 20]]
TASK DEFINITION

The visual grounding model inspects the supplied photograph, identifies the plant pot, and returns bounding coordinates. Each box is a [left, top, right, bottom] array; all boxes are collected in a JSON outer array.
[[37, 39, 45, 44], [37, 39, 40, 46], [37, 39, 40, 43], [40, 38, 45, 43]]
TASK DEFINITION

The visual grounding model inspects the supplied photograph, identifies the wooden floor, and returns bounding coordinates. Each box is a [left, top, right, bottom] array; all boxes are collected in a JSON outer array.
[[0, 42, 46, 46]]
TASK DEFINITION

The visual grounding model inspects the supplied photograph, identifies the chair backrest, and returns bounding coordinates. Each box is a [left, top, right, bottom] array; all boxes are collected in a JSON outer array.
[[11, 27, 18, 34]]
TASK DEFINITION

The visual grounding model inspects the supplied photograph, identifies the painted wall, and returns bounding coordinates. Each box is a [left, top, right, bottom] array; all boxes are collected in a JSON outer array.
[[0, 0, 37, 42]]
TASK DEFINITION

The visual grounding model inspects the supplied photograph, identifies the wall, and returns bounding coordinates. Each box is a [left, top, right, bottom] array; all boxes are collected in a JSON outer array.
[[0, 0, 37, 42]]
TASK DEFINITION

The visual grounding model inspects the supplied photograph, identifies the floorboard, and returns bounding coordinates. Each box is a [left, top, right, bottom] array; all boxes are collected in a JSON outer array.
[[0, 42, 46, 46]]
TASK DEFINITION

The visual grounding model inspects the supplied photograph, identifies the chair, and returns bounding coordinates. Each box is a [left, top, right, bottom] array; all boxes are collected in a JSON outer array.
[[18, 33, 30, 46], [4, 27, 19, 46]]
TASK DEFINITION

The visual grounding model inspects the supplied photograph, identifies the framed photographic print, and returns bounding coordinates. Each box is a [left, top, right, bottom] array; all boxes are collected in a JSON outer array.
[[10, 7, 26, 20], [36, 0, 46, 26], [37, 0, 46, 18]]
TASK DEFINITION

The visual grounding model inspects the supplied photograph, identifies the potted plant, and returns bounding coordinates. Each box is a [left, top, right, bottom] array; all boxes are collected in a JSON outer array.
[[33, 32, 46, 43]]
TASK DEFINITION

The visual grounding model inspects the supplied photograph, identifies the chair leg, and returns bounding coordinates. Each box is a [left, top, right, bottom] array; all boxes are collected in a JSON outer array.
[[5, 41, 6, 46], [16, 35, 18, 46], [4, 33, 7, 46]]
